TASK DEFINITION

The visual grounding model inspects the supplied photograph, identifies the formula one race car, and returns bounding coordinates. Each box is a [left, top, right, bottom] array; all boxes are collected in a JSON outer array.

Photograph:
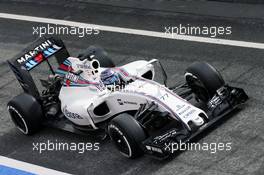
[[7, 37, 248, 159]]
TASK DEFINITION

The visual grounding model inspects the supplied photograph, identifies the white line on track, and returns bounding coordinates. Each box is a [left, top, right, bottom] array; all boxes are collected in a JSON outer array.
[[0, 13, 263, 49], [0, 156, 71, 175]]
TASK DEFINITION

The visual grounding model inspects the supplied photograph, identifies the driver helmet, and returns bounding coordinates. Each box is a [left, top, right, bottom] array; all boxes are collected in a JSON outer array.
[[100, 68, 120, 86]]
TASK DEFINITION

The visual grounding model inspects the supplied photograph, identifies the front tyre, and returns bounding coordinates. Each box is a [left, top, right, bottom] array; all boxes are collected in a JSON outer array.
[[185, 62, 225, 102], [7, 93, 43, 135], [108, 113, 147, 158]]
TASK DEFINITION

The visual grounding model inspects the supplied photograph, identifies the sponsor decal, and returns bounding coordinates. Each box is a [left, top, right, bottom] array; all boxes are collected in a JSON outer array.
[[108, 124, 124, 136], [183, 109, 196, 118], [175, 104, 186, 110], [117, 99, 137, 105], [76, 64, 91, 69], [178, 106, 191, 115], [16, 39, 62, 70], [65, 72, 79, 82], [63, 106, 83, 119], [153, 129, 178, 143]]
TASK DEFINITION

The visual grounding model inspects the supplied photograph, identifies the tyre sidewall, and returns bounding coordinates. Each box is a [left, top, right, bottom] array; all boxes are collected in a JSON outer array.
[[108, 123, 134, 158], [7, 105, 29, 134], [108, 114, 146, 158], [7, 93, 43, 135]]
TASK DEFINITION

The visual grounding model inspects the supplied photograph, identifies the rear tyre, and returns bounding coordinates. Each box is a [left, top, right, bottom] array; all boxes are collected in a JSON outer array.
[[78, 46, 115, 67], [7, 93, 43, 135], [108, 113, 147, 158], [185, 62, 225, 102]]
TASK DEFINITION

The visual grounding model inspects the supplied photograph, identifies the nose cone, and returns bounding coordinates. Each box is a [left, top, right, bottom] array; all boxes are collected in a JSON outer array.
[[192, 116, 204, 126]]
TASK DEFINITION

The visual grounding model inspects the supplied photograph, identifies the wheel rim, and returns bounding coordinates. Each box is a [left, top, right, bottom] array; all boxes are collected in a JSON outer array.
[[192, 81, 209, 102], [8, 106, 28, 134], [109, 126, 131, 157], [186, 74, 210, 102]]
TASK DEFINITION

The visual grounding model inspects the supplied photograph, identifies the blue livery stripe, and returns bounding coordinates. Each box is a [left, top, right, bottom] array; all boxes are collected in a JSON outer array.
[[55, 69, 68, 75], [63, 60, 71, 66], [43, 50, 52, 57], [47, 47, 56, 53], [25, 60, 37, 70]]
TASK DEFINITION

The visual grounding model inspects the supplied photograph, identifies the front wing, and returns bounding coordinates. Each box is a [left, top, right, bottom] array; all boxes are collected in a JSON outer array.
[[141, 85, 248, 159]]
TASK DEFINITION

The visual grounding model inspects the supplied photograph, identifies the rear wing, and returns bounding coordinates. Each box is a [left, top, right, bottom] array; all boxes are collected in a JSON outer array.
[[7, 37, 70, 99]]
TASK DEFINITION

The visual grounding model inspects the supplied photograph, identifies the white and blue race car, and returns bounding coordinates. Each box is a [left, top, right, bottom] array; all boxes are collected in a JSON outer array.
[[7, 37, 248, 159]]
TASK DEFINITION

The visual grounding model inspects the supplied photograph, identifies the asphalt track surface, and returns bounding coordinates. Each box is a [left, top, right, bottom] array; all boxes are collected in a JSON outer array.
[[0, 1, 264, 175]]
